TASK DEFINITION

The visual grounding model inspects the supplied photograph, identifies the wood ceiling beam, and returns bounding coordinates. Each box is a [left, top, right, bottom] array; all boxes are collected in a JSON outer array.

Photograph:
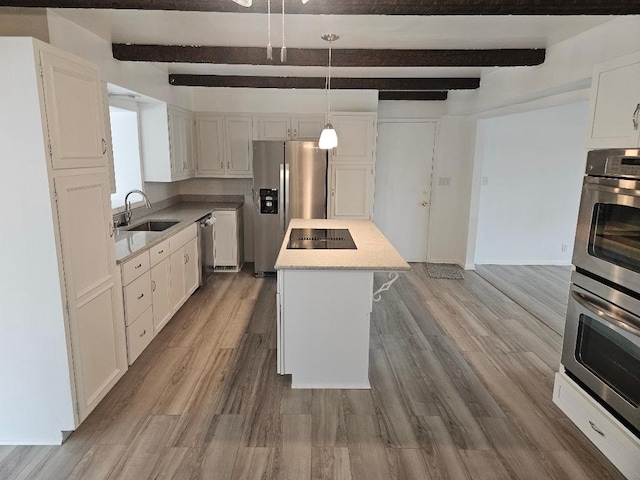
[[168, 74, 480, 90], [113, 45, 545, 67], [379, 91, 448, 101], [2, 0, 638, 15]]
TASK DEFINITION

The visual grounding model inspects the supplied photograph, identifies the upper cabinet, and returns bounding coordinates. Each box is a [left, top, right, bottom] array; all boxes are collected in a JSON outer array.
[[330, 114, 377, 163], [140, 103, 195, 182], [586, 51, 640, 149], [39, 50, 107, 170], [253, 114, 325, 141], [196, 114, 225, 176], [224, 115, 254, 177]]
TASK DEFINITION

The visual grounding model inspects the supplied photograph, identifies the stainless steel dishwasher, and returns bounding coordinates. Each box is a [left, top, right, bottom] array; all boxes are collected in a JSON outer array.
[[199, 213, 215, 285]]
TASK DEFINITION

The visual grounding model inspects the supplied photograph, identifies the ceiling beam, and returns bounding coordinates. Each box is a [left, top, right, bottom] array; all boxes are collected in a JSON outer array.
[[2, 0, 638, 15], [113, 45, 545, 67], [379, 91, 448, 101], [168, 75, 480, 90]]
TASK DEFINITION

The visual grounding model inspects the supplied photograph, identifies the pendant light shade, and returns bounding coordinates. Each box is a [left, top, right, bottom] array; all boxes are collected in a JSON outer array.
[[319, 122, 338, 149], [232, 0, 252, 6], [319, 33, 339, 150]]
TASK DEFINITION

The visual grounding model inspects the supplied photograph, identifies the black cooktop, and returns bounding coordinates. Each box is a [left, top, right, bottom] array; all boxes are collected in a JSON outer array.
[[287, 228, 357, 250]]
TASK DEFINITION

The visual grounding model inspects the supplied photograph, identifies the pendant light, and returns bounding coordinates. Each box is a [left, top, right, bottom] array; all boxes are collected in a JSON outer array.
[[319, 33, 339, 150]]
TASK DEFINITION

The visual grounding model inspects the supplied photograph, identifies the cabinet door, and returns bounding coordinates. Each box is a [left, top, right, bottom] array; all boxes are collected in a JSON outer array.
[[587, 57, 640, 148], [40, 50, 107, 170], [330, 114, 376, 163], [184, 237, 200, 296], [53, 173, 127, 422], [151, 257, 172, 334], [329, 164, 374, 220], [256, 115, 291, 140], [214, 211, 237, 267], [169, 248, 187, 314], [292, 115, 325, 140], [184, 112, 196, 177], [196, 115, 226, 176], [225, 116, 253, 176], [168, 107, 186, 180]]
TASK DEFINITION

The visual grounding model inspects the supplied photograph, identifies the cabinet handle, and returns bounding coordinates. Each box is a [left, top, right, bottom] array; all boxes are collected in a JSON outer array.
[[589, 420, 605, 436], [633, 103, 640, 131], [293, 128, 297, 138], [227, 161, 230, 169], [221, 161, 224, 170], [102, 138, 107, 154], [135, 263, 142, 269], [139, 329, 146, 338], [109, 222, 114, 238], [184, 253, 189, 264], [158, 249, 164, 254], [137, 293, 144, 300], [152, 280, 156, 292]]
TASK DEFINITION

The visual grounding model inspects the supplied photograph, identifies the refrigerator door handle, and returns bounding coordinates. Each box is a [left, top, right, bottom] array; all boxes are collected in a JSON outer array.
[[279, 163, 286, 231]]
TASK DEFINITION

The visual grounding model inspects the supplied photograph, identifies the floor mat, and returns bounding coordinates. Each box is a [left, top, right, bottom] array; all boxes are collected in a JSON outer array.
[[426, 263, 464, 279]]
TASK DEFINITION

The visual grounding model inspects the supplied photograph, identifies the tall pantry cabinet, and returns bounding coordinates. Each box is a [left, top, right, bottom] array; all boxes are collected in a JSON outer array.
[[0, 38, 127, 444]]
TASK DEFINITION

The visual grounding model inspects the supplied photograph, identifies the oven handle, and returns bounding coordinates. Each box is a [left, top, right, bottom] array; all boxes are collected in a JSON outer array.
[[571, 289, 640, 337]]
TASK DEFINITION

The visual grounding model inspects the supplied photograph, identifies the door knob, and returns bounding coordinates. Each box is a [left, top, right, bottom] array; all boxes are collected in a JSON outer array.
[[422, 201, 429, 207]]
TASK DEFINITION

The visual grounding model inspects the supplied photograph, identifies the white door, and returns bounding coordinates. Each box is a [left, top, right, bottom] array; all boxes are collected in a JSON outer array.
[[151, 258, 172, 334], [374, 121, 436, 262], [40, 50, 106, 170], [53, 172, 127, 421]]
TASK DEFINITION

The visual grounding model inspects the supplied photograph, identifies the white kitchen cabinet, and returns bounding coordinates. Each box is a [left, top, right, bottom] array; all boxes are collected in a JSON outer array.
[[126, 306, 154, 364], [169, 225, 200, 314], [586, 51, 640, 149], [553, 371, 640, 480], [140, 103, 195, 182], [330, 114, 377, 163], [39, 49, 108, 170], [329, 164, 374, 220], [100, 81, 116, 193], [254, 115, 291, 140], [1, 38, 128, 443], [151, 258, 172, 334], [195, 114, 225, 176], [253, 114, 325, 141], [169, 247, 188, 313], [225, 115, 254, 176], [291, 115, 326, 140], [54, 172, 128, 422], [214, 209, 244, 271]]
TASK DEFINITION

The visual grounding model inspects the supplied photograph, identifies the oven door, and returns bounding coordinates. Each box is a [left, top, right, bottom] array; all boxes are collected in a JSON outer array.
[[573, 176, 640, 292], [562, 283, 640, 432]]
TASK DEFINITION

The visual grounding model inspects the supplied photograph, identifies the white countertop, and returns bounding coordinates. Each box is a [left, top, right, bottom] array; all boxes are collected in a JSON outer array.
[[274, 219, 410, 271]]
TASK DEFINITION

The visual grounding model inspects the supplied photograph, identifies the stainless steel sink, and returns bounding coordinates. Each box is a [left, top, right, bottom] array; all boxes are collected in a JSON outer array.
[[127, 220, 179, 232]]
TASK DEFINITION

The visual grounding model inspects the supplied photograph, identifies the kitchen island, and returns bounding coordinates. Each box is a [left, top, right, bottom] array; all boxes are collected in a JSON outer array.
[[275, 219, 409, 388]]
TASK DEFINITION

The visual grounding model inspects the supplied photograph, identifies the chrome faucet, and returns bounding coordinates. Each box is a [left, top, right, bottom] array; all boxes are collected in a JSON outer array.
[[124, 189, 152, 226]]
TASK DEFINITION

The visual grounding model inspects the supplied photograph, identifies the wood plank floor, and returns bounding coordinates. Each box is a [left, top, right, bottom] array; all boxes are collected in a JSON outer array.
[[0, 264, 626, 480]]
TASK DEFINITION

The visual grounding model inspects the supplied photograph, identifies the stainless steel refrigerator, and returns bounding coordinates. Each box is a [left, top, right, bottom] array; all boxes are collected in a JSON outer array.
[[253, 141, 328, 275]]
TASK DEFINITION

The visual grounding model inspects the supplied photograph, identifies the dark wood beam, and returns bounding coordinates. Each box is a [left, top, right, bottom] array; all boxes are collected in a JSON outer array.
[[2, 0, 638, 15], [168, 74, 479, 90], [379, 91, 448, 101], [113, 45, 545, 67]]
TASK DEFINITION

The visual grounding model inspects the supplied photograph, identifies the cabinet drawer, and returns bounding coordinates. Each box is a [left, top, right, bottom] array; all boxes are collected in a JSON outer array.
[[149, 238, 170, 266], [553, 372, 640, 479], [121, 250, 150, 286], [170, 223, 198, 253], [123, 271, 152, 325], [126, 306, 153, 364]]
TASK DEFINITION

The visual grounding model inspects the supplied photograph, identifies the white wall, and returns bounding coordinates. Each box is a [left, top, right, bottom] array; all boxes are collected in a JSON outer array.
[[0, 38, 75, 444], [473, 101, 588, 265]]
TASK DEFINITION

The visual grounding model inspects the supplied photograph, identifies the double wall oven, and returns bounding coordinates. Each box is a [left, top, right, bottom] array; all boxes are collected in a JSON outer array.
[[563, 148, 640, 435]]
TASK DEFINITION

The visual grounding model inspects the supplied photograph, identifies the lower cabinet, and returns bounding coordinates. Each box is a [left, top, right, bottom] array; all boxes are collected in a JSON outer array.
[[120, 223, 199, 364], [214, 208, 244, 271], [329, 164, 374, 220]]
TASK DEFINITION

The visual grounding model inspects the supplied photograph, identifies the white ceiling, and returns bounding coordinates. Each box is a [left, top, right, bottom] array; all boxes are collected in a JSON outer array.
[[53, 8, 614, 79]]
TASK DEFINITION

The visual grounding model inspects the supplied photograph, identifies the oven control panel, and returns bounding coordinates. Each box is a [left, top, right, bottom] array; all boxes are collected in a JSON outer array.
[[586, 149, 640, 178]]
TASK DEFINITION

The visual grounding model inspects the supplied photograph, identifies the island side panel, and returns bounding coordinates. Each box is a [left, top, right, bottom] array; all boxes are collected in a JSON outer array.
[[280, 269, 374, 389]]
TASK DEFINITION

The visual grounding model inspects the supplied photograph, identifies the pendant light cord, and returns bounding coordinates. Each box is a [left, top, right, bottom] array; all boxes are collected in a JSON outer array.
[[327, 39, 332, 124], [267, 0, 272, 59]]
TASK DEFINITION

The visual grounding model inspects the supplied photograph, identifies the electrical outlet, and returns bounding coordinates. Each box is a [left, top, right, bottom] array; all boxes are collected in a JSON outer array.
[[561, 244, 568, 252]]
